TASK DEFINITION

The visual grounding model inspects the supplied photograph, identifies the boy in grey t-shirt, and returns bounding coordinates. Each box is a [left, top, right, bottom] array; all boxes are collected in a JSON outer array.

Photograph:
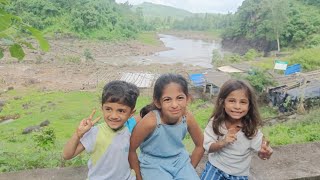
[[63, 81, 139, 179]]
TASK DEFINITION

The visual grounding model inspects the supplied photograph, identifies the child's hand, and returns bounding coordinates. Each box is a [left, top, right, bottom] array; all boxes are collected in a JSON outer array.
[[76, 109, 101, 139], [223, 128, 237, 144], [258, 139, 273, 160]]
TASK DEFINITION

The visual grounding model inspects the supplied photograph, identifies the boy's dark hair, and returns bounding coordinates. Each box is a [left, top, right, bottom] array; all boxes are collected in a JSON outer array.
[[101, 80, 139, 110], [211, 79, 262, 138], [140, 73, 189, 117]]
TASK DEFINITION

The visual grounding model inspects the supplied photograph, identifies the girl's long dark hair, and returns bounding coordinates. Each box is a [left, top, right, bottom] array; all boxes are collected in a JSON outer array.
[[211, 79, 262, 138]]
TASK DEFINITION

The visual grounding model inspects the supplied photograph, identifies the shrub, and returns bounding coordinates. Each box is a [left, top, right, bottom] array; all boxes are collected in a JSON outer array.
[[33, 127, 56, 150], [245, 69, 275, 93]]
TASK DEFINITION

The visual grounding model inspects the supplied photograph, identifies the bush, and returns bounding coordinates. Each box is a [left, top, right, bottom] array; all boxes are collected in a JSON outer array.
[[33, 127, 56, 150], [288, 47, 320, 71], [244, 49, 260, 61], [245, 69, 275, 93], [306, 34, 320, 48]]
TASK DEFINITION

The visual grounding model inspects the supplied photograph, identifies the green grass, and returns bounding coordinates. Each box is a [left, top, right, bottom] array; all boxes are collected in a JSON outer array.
[[1, 88, 319, 172], [263, 108, 320, 146], [0, 89, 152, 172], [249, 57, 276, 70], [136, 31, 162, 45]]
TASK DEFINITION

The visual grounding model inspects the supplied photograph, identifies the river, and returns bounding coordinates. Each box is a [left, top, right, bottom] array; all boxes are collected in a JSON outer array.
[[133, 34, 221, 68]]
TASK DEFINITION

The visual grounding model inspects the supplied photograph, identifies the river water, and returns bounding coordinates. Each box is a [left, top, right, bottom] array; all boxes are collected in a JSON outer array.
[[133, 34, 221, 68]]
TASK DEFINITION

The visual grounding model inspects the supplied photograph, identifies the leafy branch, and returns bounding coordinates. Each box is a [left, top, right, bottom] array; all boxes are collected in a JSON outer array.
[[0, 0, 49, 60]]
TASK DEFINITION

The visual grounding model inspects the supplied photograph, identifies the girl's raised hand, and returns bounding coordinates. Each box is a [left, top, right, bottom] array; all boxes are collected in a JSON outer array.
[[76, 109, 101, 139], [223, 128, 237, 144], [258, 140, 273, 160]]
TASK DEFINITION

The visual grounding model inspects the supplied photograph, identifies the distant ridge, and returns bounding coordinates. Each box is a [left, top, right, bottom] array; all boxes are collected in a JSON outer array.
[[132, 2, 193, 19]]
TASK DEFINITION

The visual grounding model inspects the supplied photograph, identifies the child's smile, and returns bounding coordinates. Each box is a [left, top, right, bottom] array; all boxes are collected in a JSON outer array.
[[224, 89, 249, 121]]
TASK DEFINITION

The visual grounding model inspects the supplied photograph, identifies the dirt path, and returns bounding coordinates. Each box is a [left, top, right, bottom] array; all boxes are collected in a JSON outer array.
[[0, 142, 319, 180]]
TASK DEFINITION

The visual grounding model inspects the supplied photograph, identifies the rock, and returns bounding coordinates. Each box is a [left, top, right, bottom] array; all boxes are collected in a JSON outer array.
[[22, 125, 41, 134], [0, 100, 5, 107], [39, 120, 50, 127], [14, 96, 22, 100]]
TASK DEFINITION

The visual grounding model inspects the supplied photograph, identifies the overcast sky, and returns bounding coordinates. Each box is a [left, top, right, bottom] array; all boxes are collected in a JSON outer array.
[[115, 0, 245, 14]]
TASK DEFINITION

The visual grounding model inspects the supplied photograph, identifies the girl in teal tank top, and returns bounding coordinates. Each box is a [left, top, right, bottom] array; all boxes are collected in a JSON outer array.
[[129, 74, 204, 180]]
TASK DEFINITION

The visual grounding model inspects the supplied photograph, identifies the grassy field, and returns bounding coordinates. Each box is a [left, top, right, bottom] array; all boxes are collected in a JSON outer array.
[[1, 88, 319, 172]]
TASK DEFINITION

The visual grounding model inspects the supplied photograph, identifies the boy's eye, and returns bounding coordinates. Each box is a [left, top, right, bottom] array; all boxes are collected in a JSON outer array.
[[118, 109, 125, 113]]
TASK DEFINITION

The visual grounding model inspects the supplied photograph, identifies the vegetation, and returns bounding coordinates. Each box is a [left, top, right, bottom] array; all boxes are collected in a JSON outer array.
[[0, 0, 49, 60], [287, 47, 320, 71], [263, 108, 320, 145], [132, 2, 192, 20], [223, 0, 320, 51], [4, 0, 149, 40]]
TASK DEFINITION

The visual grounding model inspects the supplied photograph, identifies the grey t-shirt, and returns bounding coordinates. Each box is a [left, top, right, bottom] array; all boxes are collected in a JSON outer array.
[[203, 119, 263, 176], [80, 118, 136, 180]]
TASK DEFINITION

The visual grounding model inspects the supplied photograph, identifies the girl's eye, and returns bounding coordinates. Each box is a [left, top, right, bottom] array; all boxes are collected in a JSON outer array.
[[178, 96, 185, 100], [163, 99, 170, 102]]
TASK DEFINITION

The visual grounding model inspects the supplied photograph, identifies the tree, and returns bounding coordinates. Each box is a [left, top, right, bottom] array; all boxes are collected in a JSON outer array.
[[262, 0, 289, 52], [0, 0, 49, 60]]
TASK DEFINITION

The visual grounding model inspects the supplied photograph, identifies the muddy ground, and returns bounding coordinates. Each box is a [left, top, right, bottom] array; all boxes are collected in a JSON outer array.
[[0, 38, 204, 93]]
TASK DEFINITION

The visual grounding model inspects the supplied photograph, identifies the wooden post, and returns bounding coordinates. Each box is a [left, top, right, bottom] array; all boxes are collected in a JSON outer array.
[[297, 75, 306, 114]]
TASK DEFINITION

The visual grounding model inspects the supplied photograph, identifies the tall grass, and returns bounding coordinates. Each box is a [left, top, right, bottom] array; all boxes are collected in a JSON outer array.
[[263, 108, 320, 146]]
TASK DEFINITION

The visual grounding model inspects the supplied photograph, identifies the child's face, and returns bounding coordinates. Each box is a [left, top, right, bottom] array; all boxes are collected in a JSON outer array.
[[155, 82, 188, 124], [224, 89, 249, 121], [101, 102, 134, 130]]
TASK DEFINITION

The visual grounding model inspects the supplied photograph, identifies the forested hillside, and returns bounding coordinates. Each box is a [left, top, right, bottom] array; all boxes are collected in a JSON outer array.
[[223, 0, 320, 51], [4, 0, 148, 40], [2, 0, 320, 53], [167, 0, 320, 52], [132, 2, 192, 20]]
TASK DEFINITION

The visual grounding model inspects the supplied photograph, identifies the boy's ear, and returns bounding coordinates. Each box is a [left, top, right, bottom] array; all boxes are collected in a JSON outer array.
[[130, 109, 136, 117]]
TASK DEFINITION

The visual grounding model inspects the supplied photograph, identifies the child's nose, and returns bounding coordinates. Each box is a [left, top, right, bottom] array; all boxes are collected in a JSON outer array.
[[234, 102, 241, 109], [171, 100, 178, 107], [110, 111, 119, 119]]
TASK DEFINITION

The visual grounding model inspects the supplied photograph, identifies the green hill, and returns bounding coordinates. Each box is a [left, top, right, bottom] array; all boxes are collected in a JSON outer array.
[[132, 2, 193, 20]]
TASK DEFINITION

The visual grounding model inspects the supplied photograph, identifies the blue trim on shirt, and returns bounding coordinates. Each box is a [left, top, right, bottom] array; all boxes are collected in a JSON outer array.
[[125, 117, 136, 133]]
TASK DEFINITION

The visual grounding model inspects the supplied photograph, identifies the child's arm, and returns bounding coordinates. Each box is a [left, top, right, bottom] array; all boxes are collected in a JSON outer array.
[[186, 112, 204, 167], [63, 110, 101, 160], [133, 114, 142, 124], [129, 112, 157, 180]]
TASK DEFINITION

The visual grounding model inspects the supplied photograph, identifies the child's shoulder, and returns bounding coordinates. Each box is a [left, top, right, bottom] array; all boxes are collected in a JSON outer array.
[[125, 117, 137, 133]]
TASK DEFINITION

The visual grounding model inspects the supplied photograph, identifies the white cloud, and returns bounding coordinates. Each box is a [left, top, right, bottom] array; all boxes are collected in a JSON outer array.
[[115, 0, 244, 14]]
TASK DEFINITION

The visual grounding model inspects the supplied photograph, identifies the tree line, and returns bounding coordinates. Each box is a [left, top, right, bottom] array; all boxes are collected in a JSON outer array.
[[169, 0, 320, 51], [4, 0, 152, 40]]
